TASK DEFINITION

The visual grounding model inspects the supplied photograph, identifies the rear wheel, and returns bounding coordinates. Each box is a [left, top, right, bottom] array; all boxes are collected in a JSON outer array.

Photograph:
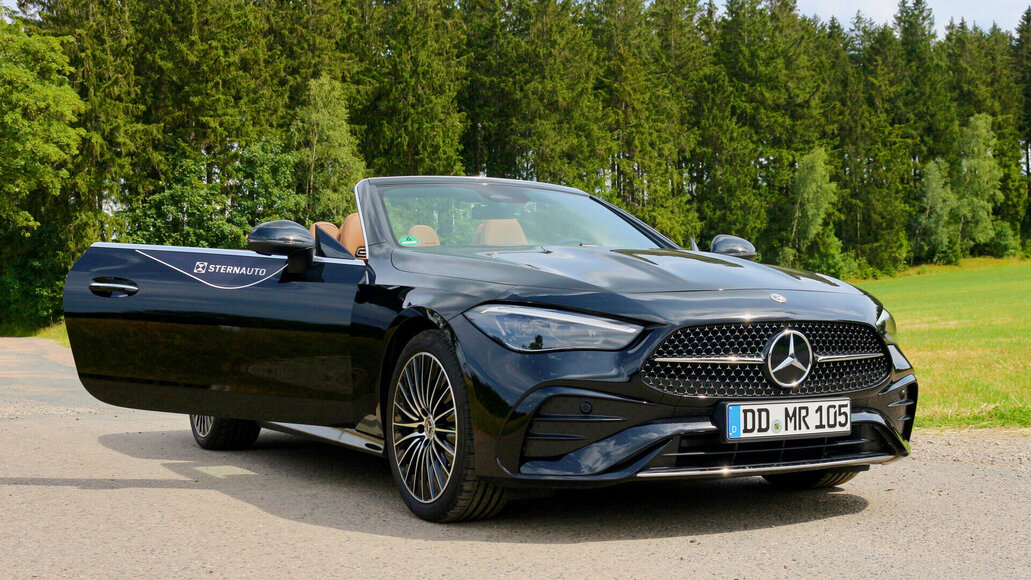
[[763, 469, 859, 489], [189, 415, 261, 450], [386, 329, 507, 522]]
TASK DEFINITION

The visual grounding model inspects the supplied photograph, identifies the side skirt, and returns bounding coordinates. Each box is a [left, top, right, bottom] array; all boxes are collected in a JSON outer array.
[[261, 422, 386, 457]]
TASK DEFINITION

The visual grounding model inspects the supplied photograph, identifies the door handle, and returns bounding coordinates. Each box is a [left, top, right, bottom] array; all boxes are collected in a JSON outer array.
[[90, 277, 138, 297]]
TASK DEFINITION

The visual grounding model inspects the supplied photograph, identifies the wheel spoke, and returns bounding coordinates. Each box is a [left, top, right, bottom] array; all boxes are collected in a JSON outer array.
[[402, 365, 421, 410], [395, 431, 424, 447], [436, 437, 456, 459], [398, 372, 422, 419], [429, 441, 451, 484], [430, 382, 451, 415], [398, 439, 419, 483]]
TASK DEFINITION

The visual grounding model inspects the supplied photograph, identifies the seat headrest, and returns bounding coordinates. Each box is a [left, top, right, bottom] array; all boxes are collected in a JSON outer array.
[[476, 218, 527, 245], [407, 225, 440, 247], [309, 221, 340, 240], [340, 213, 366, 259]]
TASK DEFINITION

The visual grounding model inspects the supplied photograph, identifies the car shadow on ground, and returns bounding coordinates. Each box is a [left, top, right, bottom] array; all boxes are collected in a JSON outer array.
[[83, 428, 869, 543]]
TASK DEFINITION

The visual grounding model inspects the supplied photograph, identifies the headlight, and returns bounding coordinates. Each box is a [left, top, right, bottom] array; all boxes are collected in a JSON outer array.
[[465, 304, 643, 352], [876, 308, 898, 344]]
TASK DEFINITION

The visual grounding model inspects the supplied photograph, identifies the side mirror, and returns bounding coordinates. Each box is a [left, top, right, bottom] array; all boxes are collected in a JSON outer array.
[[248, 220, 315, 274], [711, 234, 757, 261]]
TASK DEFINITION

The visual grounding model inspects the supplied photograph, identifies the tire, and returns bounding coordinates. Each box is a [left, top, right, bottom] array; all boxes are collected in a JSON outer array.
[[189, 415, 261, 450], [385, 329, 507, 522], [763, 469, 859, 489]]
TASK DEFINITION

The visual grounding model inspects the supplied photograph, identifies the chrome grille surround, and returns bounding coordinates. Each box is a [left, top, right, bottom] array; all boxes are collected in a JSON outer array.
[[641, 321, 891, 397]]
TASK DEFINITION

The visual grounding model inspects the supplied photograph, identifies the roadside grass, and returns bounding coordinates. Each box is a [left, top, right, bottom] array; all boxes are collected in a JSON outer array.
[[0, 320, 71, 348], [34, 321, 70, 348], [856, 258, 1031, 428]]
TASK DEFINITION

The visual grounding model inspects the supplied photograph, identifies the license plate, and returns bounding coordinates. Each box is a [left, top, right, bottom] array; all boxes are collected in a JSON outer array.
[[725, 399, 851, 440]]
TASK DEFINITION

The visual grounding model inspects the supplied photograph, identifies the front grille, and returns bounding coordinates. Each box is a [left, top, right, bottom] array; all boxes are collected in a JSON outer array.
[[641, 321, 890, 397]]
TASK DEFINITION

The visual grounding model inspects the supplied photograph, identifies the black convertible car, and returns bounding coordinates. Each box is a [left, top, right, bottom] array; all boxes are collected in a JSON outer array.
[[64, 176, 916, 522]]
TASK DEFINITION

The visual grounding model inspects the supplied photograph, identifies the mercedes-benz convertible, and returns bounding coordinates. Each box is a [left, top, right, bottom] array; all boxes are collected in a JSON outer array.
[[64, 176, 917, 521]]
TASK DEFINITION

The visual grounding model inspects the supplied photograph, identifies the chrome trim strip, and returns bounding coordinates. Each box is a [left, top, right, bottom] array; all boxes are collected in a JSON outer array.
[[94, 242, 279, 258], [313, 256, 367, 266], [89, 282, 137, 293], [654, 352, 885, 365], [653, 356, 764, 365], [262, 422, 385, 457], [636, 454, 896, 479], [814, 352, 884, 363]]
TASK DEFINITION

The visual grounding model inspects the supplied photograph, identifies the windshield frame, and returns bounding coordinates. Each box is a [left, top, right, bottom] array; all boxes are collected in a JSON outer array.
[[358, 176, 679, 252]]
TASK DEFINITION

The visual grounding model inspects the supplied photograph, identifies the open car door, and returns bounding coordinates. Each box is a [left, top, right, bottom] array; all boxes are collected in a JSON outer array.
[[63, 221, 369, 426]]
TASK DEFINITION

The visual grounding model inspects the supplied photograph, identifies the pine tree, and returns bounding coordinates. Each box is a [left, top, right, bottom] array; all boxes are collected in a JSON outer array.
[[893, 0, 957, 209], [363, 0, 467, 175], [459, 0, 516, 177], [589, 0, 703, 243], [509, 0, 608, 189], [834, 18, 910, 273], [644, 0, 705, 243]]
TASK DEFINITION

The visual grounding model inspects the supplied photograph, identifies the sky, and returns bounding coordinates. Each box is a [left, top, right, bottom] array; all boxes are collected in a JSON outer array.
[[795, 0, 1029, 35]]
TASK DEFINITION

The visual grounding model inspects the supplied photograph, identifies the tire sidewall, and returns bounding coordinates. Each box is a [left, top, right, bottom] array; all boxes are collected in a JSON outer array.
[[385, 329, 473, 521], [190, 414, 216, 446]]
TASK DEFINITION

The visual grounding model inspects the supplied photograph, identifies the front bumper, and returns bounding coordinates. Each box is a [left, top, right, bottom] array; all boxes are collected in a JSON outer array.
[[451, 314, 917, 489]]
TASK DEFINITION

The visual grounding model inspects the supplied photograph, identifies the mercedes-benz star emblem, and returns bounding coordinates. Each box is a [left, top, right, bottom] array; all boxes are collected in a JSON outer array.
[[770, 293, 787, 303], [762, 329, 813, 388]]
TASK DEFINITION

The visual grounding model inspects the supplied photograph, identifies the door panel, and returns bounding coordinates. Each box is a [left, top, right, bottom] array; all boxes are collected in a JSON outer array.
[[64, 243, 368, 425]]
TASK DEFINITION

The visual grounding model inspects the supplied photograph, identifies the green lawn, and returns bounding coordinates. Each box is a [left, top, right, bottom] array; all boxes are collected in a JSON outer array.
[[857, 258, 1031, 428]]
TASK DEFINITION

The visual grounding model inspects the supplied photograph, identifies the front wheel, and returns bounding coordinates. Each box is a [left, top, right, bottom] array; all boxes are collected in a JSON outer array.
[[189, 415, 261, 450], [763, 469, 859, 489], [385, 329, 507, 522]]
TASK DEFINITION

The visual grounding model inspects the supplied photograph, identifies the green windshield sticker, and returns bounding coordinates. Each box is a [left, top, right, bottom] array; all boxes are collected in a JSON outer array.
[[399, 235, 419, 246]]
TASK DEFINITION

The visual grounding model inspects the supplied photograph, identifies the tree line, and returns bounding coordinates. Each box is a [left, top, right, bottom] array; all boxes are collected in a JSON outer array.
[[3, 0, 1031, 329]]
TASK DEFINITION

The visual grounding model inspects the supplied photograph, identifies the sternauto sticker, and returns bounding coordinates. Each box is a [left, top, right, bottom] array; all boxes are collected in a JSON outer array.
[[192, 261, 268, 276], [136, 249, 285, 290]]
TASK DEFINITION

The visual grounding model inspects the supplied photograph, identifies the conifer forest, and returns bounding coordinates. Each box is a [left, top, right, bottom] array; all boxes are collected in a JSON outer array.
[[3, 0, 1031, 327]]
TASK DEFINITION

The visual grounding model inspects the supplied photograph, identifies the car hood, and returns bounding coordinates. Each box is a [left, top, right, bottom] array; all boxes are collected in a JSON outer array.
[[389, 246, 860, 295]]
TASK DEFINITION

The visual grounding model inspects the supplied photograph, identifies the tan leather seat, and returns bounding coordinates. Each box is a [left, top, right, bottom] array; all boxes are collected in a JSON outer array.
[[309, 221, 340, 240], [476, 219, 527, 245], [339, 213, 366, 259], [407, 225, 440, 246]]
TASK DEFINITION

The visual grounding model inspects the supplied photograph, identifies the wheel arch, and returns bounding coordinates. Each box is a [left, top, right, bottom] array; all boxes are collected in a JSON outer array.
[[377, 307, 460, 428]]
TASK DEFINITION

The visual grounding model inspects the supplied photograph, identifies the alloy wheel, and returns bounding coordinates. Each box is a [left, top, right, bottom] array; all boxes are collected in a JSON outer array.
[[391, 352, 458, 503]]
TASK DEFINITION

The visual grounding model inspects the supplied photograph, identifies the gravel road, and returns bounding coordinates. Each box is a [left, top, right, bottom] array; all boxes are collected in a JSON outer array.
[[2, 337, 1029, 578]]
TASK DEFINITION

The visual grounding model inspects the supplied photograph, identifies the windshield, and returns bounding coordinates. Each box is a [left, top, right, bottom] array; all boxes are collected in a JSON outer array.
[[379, 183, 661, 249]]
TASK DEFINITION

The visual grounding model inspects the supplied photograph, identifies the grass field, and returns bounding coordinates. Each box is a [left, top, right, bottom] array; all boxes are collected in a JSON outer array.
[[857, 257, 1031, 428]]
